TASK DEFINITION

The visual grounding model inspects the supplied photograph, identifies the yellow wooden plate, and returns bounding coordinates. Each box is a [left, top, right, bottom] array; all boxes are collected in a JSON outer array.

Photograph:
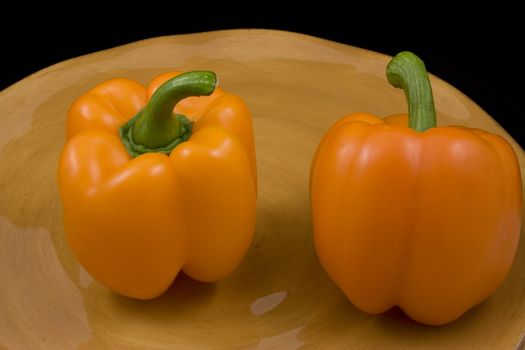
[[1, 29, 524, 349]]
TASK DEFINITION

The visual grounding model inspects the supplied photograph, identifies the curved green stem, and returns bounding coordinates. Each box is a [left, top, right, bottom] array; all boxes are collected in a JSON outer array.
[[386, 51, 436, 132], [119, 71, 217, 157]]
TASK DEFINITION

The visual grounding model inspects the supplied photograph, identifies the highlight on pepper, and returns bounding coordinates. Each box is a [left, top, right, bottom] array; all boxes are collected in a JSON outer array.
[[310, 51, 522, 325], [58, 71, 257, 299]]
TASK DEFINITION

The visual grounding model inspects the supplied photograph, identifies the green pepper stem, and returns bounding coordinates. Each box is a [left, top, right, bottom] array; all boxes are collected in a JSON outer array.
[[386, 51, 436, 132], [119, 71, 217, 157]]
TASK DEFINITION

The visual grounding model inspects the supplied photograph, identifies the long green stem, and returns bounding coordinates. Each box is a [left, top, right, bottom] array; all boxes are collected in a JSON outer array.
[[119, 71, 217, 157], [386, 51, 436, 132]]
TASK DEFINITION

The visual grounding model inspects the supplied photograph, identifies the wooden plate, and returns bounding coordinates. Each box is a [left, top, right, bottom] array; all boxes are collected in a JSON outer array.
[[1, 29, 524, 349]]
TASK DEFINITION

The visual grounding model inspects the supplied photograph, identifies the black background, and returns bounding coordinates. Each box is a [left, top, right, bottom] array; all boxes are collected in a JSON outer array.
[[2, 5, 523, 147]]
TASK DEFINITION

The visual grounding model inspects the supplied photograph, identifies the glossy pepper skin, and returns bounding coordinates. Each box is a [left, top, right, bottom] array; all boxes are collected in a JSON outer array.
[[310, 52, 522, 325], [58, 71, 256, 299]]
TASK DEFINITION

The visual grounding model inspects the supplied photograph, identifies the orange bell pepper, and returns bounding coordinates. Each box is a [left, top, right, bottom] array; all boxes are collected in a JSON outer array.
[[58, 71, 256, 299], [310, 52, 522, 325]]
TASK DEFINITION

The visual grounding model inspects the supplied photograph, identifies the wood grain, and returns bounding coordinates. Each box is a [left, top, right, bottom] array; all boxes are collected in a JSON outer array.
[[0, 29, 523, 349]]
